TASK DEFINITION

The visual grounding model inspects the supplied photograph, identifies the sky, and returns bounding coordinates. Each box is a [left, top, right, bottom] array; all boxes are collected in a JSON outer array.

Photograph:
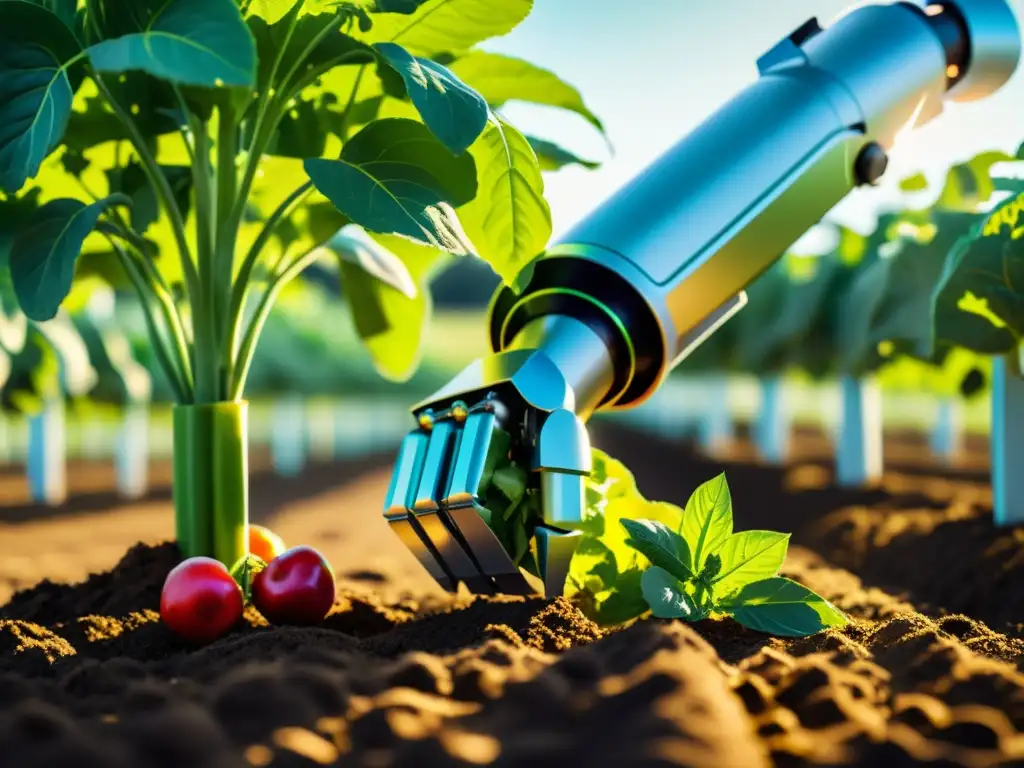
[[484, 0, 1024, 251]]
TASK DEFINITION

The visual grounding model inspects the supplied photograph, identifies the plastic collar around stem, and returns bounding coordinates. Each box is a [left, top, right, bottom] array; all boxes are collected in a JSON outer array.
[[172, 401, 250, 565]]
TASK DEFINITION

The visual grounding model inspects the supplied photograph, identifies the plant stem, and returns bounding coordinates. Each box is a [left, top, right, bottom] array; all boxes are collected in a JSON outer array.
[[224, 180, 313, 369], [190, 121, 221, 403], [93, 74, 200, 306], [214, 99, 240, 397], [100, 223, 195, 393], [108, 241, 191, 402], [229, 246, 322, 399]]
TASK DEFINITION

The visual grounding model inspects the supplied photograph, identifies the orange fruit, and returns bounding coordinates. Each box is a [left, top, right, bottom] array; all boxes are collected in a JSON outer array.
[[249, 524, 286, 563]]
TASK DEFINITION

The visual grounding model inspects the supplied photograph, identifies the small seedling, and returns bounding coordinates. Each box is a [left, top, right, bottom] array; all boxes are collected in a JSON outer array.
[[621, 473, 847, 637]]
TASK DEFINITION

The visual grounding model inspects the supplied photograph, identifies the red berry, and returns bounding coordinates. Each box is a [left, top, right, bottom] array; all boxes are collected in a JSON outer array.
[[252, 546, 335, 625], [160, 557, 244, 644]]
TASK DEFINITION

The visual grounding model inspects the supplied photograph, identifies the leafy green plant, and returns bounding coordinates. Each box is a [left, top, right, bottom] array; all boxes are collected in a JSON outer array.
[[567, 458, 847, 637], [621, 473, 846, 636], [0, 0, 603, 564]]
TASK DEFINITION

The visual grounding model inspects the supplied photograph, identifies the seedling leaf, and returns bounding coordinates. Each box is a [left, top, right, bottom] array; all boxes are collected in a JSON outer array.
[[681, 472, 733, 571], [712, 530, 790, 598], [641, 567, 697, 620], [720, 577, 847, 637], [620, 518, 694, 583]]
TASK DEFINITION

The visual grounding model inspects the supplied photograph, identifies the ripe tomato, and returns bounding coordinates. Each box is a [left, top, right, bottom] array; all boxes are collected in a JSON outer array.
[[160, 557, 244, 644], [249, 524, 286, 563], [252, 546, 336, 625]]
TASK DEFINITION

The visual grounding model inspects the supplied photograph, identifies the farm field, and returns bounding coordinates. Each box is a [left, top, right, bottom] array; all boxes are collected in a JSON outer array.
[[1, 423, 1021, 767]]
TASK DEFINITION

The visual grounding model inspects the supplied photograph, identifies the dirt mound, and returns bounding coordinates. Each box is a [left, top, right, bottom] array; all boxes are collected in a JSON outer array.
[[0, 543, 772, 767]]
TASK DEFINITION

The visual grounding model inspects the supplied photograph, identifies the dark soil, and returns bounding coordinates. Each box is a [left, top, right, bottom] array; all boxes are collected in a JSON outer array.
[[1, 424, 1023, 767]]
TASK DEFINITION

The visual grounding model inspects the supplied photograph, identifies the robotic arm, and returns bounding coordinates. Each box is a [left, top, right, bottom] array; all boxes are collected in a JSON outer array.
[[383, 0, 1021, 597]]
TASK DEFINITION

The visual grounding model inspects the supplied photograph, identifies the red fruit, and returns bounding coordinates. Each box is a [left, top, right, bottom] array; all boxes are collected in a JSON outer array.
[[160, 557, 244, 644], [249, 524, 286, 563], [252, 546, 336, 625]]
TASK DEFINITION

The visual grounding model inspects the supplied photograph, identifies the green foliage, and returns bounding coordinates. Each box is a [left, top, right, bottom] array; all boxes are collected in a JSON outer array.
[[10, 195, 129, 320], [568, 468, 847, 638], [0, 1, 84, 193], [373, 42, 489, 154], [0, 0, 606, 408], [931, 192, 1024, 358], [86, 0, 257, 88]]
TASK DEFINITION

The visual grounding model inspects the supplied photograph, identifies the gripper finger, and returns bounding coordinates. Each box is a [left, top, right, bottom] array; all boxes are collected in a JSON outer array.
[[442, 407, 532, 596], [537, 470, 585, 598], [411, 419, 496, 594], [383, 431, 455, 591]]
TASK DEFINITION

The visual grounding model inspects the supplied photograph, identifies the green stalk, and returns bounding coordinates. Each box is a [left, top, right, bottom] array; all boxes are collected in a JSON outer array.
[[224, 181, 313, 368], [107, 240, 191, 402], [172, 402, 249, 563], [190, 120, 221, 404], [99, 221, 195, 393], [214, 100, 240, 394], [230, 247, 322, 399], [93, 74, 200, 304]]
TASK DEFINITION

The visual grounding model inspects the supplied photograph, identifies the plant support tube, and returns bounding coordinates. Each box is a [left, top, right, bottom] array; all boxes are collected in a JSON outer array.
[[990, 356, 1024, 525], [173, 403, 249, 564], [835, 376, 883, 487]]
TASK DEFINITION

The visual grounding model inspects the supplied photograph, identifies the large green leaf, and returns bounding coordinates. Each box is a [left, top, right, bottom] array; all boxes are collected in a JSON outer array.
[[457, 116, 550, 289], [0, 1, 84, 193], [931, 209, 1024, 354], [526, 135, 599, 172], [449, 51, 603, 134], [87, 0, 257, 88], [358, 0, 532, 53], [712, 531, 789, 600], [720, 577, 847, 637], [341, 230, 447, 380], [372, 43, 488, 155], [303, 117, 475, 253], [620, 518, 694, 583], [9, 195, 128, 321], [680, 473, 733, 572]]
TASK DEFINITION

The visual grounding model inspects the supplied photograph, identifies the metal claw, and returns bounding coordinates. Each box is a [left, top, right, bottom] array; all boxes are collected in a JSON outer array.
[[411, 419, 495, 594], [383, 431, 455, 590], [443, 408, 533, 595], [535, 525, 583, 599]]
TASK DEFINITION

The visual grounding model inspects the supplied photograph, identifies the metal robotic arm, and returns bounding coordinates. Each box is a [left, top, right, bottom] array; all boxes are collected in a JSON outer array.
[[383, 0, 1022, 597]]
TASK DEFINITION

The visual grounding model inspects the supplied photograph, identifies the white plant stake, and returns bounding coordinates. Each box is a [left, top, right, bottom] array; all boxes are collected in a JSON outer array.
[[929, 397, 964, 465], [991, 354, 1024, 525], [307, 400, 336, 462], [271, 394, 307, 476], [754, 375, 791, 463], [697, 374, 732, 454], [115, 402, 150, 499], [835, 375, 883, 486], [27, 398, 66, 505]]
